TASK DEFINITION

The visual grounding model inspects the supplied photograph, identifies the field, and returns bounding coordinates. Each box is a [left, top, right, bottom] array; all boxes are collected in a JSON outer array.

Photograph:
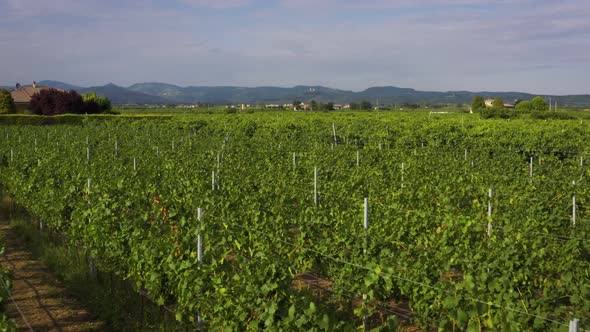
[[0, 110, 589, 331]]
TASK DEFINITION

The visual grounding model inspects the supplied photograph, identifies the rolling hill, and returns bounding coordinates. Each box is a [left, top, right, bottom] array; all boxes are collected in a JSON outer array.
[[7, 80, 589, 106]]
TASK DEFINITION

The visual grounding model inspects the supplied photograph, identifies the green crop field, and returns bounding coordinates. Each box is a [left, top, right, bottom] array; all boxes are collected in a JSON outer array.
[[1, 111, 589, 331]]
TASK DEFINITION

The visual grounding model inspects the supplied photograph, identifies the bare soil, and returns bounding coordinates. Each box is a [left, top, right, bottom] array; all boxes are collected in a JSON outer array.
[[0, 221, 107, 331]]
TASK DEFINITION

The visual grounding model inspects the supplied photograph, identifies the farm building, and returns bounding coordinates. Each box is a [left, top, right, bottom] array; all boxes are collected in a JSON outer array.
[[9, 82, 62, 113], [484, 98, 517, 109]]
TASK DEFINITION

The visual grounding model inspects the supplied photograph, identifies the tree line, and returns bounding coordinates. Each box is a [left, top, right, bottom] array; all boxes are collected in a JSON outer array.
[[471, 95, 549, 112], [0, 88, 112, 115]]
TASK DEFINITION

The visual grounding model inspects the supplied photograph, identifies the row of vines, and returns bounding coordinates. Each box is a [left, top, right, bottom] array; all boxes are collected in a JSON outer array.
[[0, 112, 589, 331]]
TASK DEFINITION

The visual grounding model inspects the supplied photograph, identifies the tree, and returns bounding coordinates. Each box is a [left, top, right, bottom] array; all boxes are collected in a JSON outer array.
[[492, 97, 504, 109], [324, 102, 334, 111], [471, 96, 486, 112], [360, 100, 372, 110], [309, 100, 317, 110], [349, 102, 359, 110], [515, 100, 532, 111], [83, 92, 112, 113], [292, 100, 301, 110], [531, 96, 548, 111], [30, 89, 85, 116], [0, 89, 16, 114]]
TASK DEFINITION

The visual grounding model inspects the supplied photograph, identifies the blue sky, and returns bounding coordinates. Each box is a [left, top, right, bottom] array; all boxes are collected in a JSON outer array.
[[1, 0, 589, 94]]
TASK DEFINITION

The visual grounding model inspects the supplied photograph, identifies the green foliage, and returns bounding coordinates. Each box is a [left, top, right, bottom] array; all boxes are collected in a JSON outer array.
[[530, 111, 575, 120], [471, 96, 485, 112], [360, 100, 372, 110], [0, 242, 16, 330], [515, 100, 532, 111], [0, 113, 589, 329], [310, 100, 318, 110], [83, 93, 112, 113], [0, 89, 16, 114], [480, 108, 518, 119], [492, 97, 504, 109], [531, 96, 548, 111]]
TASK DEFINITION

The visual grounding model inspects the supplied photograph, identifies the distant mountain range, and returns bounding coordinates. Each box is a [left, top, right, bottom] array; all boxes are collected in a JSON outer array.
[[2, 80, 582, 106]]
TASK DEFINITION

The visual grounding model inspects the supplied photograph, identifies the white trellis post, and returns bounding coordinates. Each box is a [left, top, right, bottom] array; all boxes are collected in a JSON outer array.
[[530, 156, 533, 177], [569, 318, 579, 332], [573, 181, 577, 227], [332, 123, 337, 145], [362, 197, 369, 330], [133, 158, 137, 172], [293, 152, 296, 168], [212, 171, 216, 191], [356, 151, 360, 167]]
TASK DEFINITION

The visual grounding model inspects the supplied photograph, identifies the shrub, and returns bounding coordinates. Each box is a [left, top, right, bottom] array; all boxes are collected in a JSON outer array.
[[30, 89, 85, 115], [0, 89, 16, 114], [83, 93, 112, 113]]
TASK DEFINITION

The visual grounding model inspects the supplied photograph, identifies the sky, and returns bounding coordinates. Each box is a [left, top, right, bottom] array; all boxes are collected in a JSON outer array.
[[0, 0, 589, 95]]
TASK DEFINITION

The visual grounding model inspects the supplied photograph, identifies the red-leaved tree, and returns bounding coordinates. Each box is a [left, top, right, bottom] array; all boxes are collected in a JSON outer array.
[[30, 89, 86, 115]]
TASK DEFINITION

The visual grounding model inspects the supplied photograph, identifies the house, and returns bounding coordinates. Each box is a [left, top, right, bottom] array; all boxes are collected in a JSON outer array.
[[484, 98, 517, 109], [9, 82, 62, 113]]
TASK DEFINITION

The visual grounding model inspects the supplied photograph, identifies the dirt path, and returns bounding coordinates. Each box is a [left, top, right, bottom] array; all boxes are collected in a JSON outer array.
[[0, 221, 107, 331]]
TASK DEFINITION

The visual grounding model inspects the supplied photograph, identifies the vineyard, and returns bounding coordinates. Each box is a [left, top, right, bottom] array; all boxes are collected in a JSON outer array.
[[0, 112, 589, 331]]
